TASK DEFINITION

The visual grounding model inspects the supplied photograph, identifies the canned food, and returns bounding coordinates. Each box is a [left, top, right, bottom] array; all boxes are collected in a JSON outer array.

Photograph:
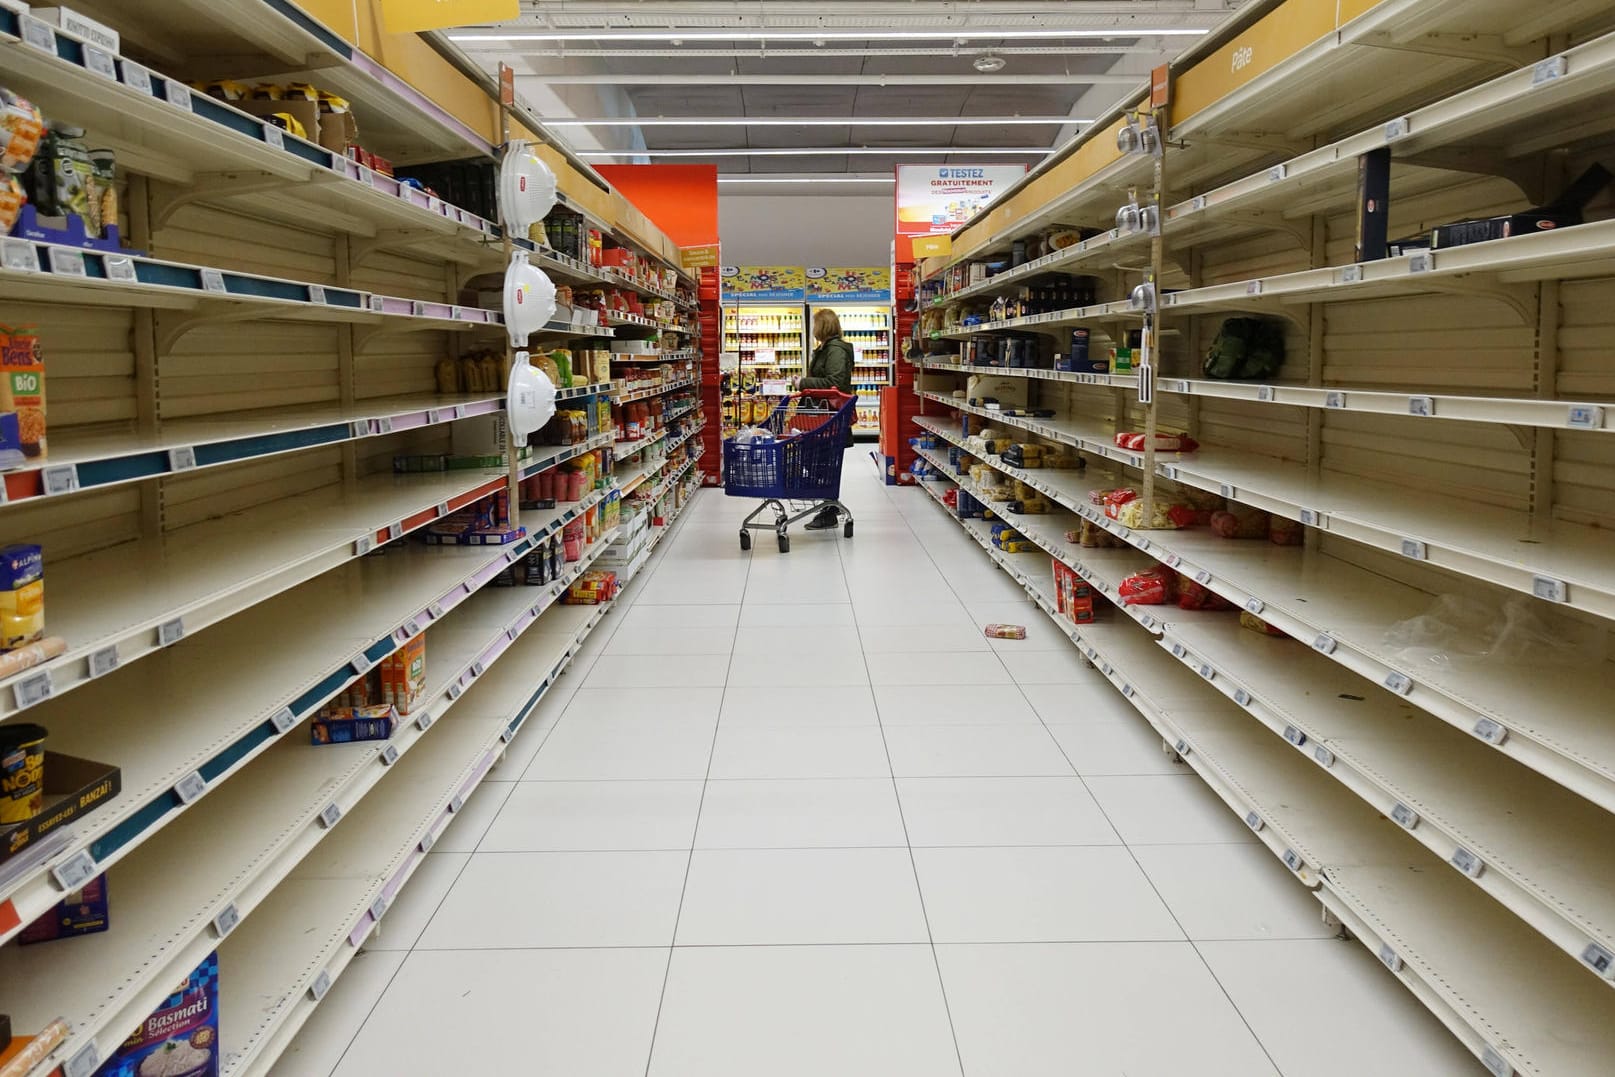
[[0, 722, 47, 825]]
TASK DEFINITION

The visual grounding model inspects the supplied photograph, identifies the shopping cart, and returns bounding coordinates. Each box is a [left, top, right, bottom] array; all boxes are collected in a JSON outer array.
[[723, 389, 856, 553]]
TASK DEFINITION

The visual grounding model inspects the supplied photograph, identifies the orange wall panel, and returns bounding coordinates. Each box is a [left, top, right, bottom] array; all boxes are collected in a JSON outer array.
[[595, 165, 720, 248]]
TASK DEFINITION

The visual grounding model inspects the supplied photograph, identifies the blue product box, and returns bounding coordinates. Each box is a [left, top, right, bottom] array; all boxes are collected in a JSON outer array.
[[0, 543, 42, 591], [19, 873, 109, 945], [96, 952, 219, 1077]]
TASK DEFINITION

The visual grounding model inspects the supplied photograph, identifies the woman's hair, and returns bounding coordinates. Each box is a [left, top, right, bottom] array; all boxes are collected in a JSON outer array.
[[813, 307, 842, 343]]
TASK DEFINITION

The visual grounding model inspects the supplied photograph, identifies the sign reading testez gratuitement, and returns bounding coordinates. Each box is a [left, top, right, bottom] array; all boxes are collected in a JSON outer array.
[[894, 164, 1027, 236]]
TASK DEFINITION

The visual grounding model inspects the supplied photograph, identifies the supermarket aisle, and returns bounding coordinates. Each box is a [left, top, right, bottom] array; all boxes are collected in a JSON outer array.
[[276, 452, 1480, 1077]]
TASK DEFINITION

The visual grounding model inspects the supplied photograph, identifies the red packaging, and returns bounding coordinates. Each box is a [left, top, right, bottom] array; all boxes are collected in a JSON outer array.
[[1176, 575, 1235, 611], [562, 518, 585, 561], [1116, 568, 1176, 606]]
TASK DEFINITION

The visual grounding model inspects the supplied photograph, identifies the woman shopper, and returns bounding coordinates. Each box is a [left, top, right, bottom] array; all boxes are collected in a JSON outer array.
[[801, 307, 855, 530]]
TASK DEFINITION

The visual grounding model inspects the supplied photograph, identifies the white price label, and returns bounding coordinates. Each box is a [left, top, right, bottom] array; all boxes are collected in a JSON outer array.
[[1191, 195, 1207, 212], [1282, 849, 1304, 873], [48, 246, 87, 277], [1481, 1046, 1513, 1077], [1450, 846, 1484, 878], [1245, 280, 1263, 296], [1121, 684, 1135, 698], [1171, 643, 1186, 659], [1390, 802, 1420, 830], [1582, 943, 1615, 977], [354, 535, 375, 556], [1400, 539, 1427, 560], [1378, 944, 1404, 973], [83, 43, 118, 80], [1194, 570, 1212, 585], [14, 669, 53, 710], [1312, 634, 1337, 655], [1, 238, 39, 273], [1245, 811, 1264, 832], [1299, 508, 1324, 527], [419, 829, 437, 853], [1324, 391, 1346, 409], [308, 284, 327, 305], [309, 969, 333, 1001], [168, 445, 198, 472], [19, 15, 56, 52], [417, 711, 435, 732], [1283, 725, 1308, 748], [271, 706, 296, 733], [351, 651, 374, 675], [1313, 745, 1335, 768], [64, 1044, 100, 1077], [174, 770, 207, 804], [1173, 738, 1190, 757], [501, 727, 516, 743], [200, 267, 227, 293], [370, 894, 391, 921], [411, 300, 428, 317], [447, 680, 463, 700], [1340, 264, 1363, 284], [1384, 116, 1411, 141], [42, 464, 79, 496], [1219, 483, 1235, 499], [428, 409, 445, 425], [1383, 670, 1414, 696], [158, 617, 185, 646], [104, 254, 137, 282], [1472, 717, 1509, 746], [163, 80, 193, 112], [449, 794, 465, 813], [263, 124, 285, 151], [1268, 164, 1286, 182], [318, 802, 343, 828], [1532, 55, 1568, 85], [387, 522, 403, 541], [1256, 385, 1275, 402], [1244, 598, 1265, 615], [1164, 553, 1181, 568], [52, 849, 97, 890], [368, 294, 386, 313], [1408, 252, 1432, 274], [379, 742, 400, 766], [472, 660, 486, 677], [1531, 575, 1567, 603], [429, 602, 446, 619], [121, 61, 153, 94], [88, 645, 119, 679], [404, 619, 423, 638], [1408, 395, 1434, 417], [1568, 405, 1605, 430], [1198, 663, 1215, 682], [213, 903, 241, 938]]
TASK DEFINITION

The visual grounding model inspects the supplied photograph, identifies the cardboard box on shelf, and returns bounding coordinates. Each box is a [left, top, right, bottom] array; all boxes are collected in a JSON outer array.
[[95, 952, 220, 1077]]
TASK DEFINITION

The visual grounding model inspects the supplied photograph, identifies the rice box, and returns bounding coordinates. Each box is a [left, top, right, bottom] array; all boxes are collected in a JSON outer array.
[[95, 951, 219, 1077], [18, 872, 108, 945], [310, 704, 397, 745]]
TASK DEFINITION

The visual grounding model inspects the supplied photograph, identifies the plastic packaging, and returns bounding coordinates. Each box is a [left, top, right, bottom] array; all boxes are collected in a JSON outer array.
[[1117, 568, 1176, 606], [983, 624, 1027, 640], [1382, 593, 1586, 672]]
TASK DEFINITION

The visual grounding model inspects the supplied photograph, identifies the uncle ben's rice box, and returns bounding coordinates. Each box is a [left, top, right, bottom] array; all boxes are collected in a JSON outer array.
[[96, 951, 219, 1077]]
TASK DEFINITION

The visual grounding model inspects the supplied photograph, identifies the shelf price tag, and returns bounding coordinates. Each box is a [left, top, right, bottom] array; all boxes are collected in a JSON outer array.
[[64, 1044, 100, 1077], [1339, 264, 1363, 284], [262, 124, 284, 151], [173, 771, 207, 804], [104, 254, 137, 282], [1450, 846, 1485, 878], [447, 680, 463, 701], [354, 535, 375, 556], [1173, 738, 1190, 757], [1283, 725, 1308, 748], [19, 15, 56, 52], [1378, 944, 1404, 973], [40, 464, 77, 499], [48, 246, 87, 277], [1324, 391, 1347, 410], [1244, 598, 1265, 615], [1581, 943, 1615, 978], [1282, 849, 1304, 873], [13, 668, 53, 710], [1244, 811, 1264, 832], [1568, 405, 1605, 430], [158, 617, 185, 647], [83, 43, 118, 80], [1532, 55, 1568, 85], [368, 294, 386, 313], [1480, 1046, 1513, 1077], [308, 284, 327, 305], [318, 802, 343, 828], [1256, 385, 1275, 402], [309, 969, 333, 1001], [1267, 164, 1286, 182], [120, 61, 154, 94], [1383, 670, 1415, 696], [417, 711, 435, 732], [1531, 575, 1567, 603], [213, 903, 241, 938], [168, 445, 198, 472], [449, 794, 465, 813], [1, 238, 40, 273], [1407, 395, 1434, 417], [1313, 745, 1335, 768], [351, 650, 374, 675], [370, 895, 391, 922], [1299, 508, 1325, 527], [1399, 539, 1428, 561], [200, 268, 227, 293], [271, 706, 297, 733], [163, 80, 193, 112], [1311, 634, 1337, 655], [88, 645, 119, 679], [1390, 802, 1420, 830], [1472, 717, 1509, 746], [1234, 688, 1252, 707], [52, 849, 97, 890], [1197, 663, 1215, 682], [1407, 252, 1432, 274]]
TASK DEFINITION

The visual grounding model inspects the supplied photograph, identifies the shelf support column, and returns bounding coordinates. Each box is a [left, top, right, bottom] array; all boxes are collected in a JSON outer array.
[[336, 235, 359, 494], [128, 174, 164, 538], [1305, 214, 1328, 553]]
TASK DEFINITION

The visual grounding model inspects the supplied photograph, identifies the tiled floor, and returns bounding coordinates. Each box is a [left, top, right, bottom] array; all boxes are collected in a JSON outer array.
[[276, 452, 1483, 1077]]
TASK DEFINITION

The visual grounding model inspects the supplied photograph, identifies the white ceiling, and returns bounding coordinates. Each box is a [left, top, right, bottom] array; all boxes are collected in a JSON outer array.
[[450, 1, 1247, 180]]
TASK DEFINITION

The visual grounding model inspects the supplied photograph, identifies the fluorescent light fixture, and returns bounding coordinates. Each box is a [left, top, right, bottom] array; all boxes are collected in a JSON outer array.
[[579, 147, 1053, 158], [717, 175, 898, 184], [451, 28, 1209, 43], [546, 117, 1086, 127]]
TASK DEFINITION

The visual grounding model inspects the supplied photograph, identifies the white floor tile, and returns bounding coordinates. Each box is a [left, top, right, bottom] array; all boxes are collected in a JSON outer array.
[[636, 577, 749, 605], [725, 649, 870, 686], [524, 717, 715, 780], [417, 851, 688, 948], [429, 781, 514, 853], [1132, 844, 1339, 941], [882, 724, 1073, 777], [860, 622, 991, 653], [896, 777, 1119, 847], [560, 685, 724, 723], [480, 780, 705, 851], [865, 650, 1011, 686], [937, 942, 1280, 1077], [695, 778, 906, 848], [334, 948, 667, 1077], [1085, 774, 1263, 846], [873, 684, 1041, 726], [994, 647, 1108, 685], [718, 684, 879, 726], [1017, 681, 1143, 725], [676, 847, 927, 944], [738, 603, 856, 627], [1199, 940, 1486, 1077], [619, 603, 742, 628], [851, 599, 976, 628], [364, 853, 468, 951], [269, 949, 404, 1077], [708, 724, 890, 779], [913, 846, 1182, 942], [604, 624, 737, 655], [648, 945, 961, 1077], [1045, 720, 1190, 776], [581, 653, 730, 688], [731, 623, 865, 656]]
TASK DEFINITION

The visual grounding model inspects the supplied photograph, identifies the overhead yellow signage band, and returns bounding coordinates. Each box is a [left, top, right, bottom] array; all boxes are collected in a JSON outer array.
[[381, 0, 519, 34]]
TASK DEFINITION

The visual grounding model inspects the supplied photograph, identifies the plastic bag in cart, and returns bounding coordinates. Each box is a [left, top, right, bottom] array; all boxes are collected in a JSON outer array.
[[733, 425, 775, 445], [1382, 592, 1591, 672]]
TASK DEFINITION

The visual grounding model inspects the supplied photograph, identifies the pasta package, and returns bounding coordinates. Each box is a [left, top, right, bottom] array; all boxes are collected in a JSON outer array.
[[1114, 431, 1200, 453], [1107, 499, 1197, 529], [1211, 506, 1270, 539], [1177, 575, 1235, 611], [1240, 611, 1288, 637], [1117, 568, 1176, 606]]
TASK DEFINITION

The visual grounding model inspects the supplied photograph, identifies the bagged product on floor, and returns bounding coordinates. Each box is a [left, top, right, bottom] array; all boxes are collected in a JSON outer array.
[[983, 624, 1027, 640]]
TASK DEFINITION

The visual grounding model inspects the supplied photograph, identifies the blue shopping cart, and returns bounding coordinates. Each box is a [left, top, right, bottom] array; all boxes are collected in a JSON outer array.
[[723, 389, 856, 553]]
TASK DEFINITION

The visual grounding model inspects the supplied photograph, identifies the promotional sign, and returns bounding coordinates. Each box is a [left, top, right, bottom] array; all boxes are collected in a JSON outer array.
[[806, 266, 891, 303], [720, 265, 806, 302], [680, 244, 720, 270], [381, 0, 519, 33], [895, 164, 1028, 236], [910, 235, 953, 259]]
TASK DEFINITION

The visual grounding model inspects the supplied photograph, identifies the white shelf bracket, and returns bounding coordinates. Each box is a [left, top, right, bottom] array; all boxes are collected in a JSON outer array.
[[1357, 30, 1538, 70], [350, 228, 444, 269], [151, 172, 288, 230], [1417, 278, 1537, 324], [156, 304, 269, 353]]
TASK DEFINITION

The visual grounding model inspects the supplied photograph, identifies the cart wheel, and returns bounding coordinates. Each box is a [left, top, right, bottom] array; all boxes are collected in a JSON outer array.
[[843, 520, 855, 539], [739, 530, 751, 551], [777, 533, 791, 553]]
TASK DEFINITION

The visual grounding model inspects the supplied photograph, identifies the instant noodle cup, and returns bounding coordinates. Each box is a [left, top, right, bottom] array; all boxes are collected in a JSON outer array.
[[0, 722, 47, 825]]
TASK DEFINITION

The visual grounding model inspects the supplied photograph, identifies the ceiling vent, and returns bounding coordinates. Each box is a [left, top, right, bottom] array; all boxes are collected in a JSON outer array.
[[972, 53, 1007, 73]]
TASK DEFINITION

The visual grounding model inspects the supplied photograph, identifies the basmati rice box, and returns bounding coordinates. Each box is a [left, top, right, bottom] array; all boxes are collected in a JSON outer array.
[[96, 951, 218, 1077]]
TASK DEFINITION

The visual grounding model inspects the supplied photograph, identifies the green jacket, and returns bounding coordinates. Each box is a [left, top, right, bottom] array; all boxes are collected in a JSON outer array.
[[802, 336, 854, 394]]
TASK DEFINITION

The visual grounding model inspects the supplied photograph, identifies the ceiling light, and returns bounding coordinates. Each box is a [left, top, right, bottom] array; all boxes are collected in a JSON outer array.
[[577, 147, 1054, 158], [543, 117, 1084, 127], [972, 54, 1007, 73], [449, 28, 1210, 44]]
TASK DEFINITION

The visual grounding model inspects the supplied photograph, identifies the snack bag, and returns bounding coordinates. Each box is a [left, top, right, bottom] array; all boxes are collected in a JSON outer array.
[[1176, 574, 1234, 611], [1240, 611, 1288, 637], [1117, 568, 1175, 606], [1211, 505, 1270, 539]]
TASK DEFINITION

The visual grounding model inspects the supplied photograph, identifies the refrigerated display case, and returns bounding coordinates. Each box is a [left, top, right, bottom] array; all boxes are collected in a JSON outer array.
[[811, 303, 892, 438], [721, 303, 806, 437]]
